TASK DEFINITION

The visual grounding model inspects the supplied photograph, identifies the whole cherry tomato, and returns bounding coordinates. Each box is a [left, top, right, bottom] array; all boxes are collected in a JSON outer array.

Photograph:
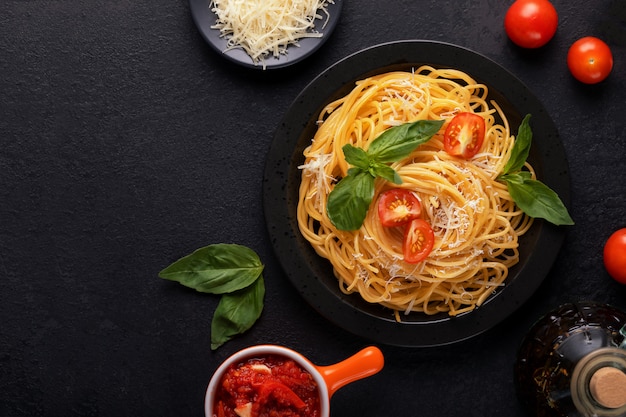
[[603, 228, 626, 284], [504, 0, 558, 49], [567, 37, 614, 84]]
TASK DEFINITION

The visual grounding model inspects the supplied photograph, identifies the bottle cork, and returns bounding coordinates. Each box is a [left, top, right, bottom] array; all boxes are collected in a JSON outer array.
[[589, 366, 626, 409]]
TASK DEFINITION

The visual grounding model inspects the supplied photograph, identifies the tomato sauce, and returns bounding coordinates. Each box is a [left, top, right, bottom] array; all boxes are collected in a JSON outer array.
[[213, 354, 321, 417]]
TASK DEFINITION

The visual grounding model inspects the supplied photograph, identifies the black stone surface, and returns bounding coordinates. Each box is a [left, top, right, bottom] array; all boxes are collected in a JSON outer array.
[[1, 0, 625, 416]]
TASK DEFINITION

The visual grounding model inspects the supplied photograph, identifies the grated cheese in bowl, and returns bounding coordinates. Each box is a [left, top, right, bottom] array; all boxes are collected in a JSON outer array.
[[210, 0, 334, 68]]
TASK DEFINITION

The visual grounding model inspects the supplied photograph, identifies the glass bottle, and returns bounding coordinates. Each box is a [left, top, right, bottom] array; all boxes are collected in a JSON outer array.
[[514, 301, 626, 417]]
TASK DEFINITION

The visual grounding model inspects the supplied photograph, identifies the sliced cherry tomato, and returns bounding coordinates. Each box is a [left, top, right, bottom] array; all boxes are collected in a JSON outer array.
[[403, 219, 435, 264], [567, 37, 613, 84], [603, 228, 626, 284], [443, 112, 485, 158], [504, 0, 558, 49], [377, 189, 422, 227]]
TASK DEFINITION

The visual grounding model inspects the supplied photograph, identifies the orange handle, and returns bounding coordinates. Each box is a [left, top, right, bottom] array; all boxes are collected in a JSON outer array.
[[315, 346, 384, 399]]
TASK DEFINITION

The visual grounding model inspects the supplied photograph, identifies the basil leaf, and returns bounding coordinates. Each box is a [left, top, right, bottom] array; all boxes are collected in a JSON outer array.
[[367, 120, 444, 163], [500, 173, 574, 226], [325, 119, 443, 231], [500, 171, 532, 183], [344, 145, 401, 182], [370, 161, 402, 184], [158, 243, 264, 294], [327, 170, 375, 230], [343, 144, 371, 171], [503, 114, 532, 174], [211, 275, 265, 350]]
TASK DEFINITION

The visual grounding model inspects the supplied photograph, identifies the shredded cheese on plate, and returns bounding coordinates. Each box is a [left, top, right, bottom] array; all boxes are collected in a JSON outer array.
[[210, 0, 333, 68]]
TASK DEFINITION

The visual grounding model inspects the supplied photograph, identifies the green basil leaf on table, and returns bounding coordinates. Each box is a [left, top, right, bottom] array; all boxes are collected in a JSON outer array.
[[159, 243, 265, 350], [211, 276, 265, 350], [158, 243, 263, 294], [500, 173, 574, 226], [326, 170, 375, 231]]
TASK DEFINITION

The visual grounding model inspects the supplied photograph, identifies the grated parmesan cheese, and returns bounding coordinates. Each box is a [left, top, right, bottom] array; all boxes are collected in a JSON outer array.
[[210, 0, 333, 68], [298, 152, 334, 210]]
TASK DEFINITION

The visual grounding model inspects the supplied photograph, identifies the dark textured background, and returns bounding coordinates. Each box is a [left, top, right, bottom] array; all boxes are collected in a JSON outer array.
[[1, 0, 625, 416]]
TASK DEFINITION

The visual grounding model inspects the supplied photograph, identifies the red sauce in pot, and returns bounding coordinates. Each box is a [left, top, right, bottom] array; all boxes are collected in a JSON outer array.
[[213, 354, 321, 417]]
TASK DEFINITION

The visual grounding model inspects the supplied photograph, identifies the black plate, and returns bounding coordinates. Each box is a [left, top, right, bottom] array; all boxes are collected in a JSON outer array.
[[188, 0, 343, 69], [263, 40, 570, 347]]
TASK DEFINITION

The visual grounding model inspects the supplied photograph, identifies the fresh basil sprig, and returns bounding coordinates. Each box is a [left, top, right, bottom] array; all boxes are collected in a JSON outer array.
[[327, 119, 444, 231], [210, 276, 264, 350], [498, 114, 574, 226], [159, 243, 265, 350]]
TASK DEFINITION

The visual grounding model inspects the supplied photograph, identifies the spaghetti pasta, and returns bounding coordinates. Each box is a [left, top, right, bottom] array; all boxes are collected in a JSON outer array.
[[297, 66, 534, 319]]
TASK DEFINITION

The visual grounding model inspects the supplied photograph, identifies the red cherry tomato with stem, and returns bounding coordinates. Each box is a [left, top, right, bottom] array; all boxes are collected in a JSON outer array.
[[603, 228, 626, 284], [403, 219, 435, 264], [377, 189, 422, 227], [567, 37, 613, 84], [443, 112, 486, 159], [504, 0, 558, 49]]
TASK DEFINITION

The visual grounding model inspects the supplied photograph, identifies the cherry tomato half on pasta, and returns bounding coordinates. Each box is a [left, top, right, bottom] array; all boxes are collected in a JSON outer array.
[[603, 228, 626, 284], [403, 219, 435, 264], [567, 37, 614, 84], [504, 0, 558, 49], [443, 112, 486, 159], [377, 189, 422, 227]]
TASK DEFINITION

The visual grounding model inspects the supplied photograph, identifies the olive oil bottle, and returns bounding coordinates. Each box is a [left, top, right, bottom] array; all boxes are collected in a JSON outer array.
[[515, 302, 626, 417]]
